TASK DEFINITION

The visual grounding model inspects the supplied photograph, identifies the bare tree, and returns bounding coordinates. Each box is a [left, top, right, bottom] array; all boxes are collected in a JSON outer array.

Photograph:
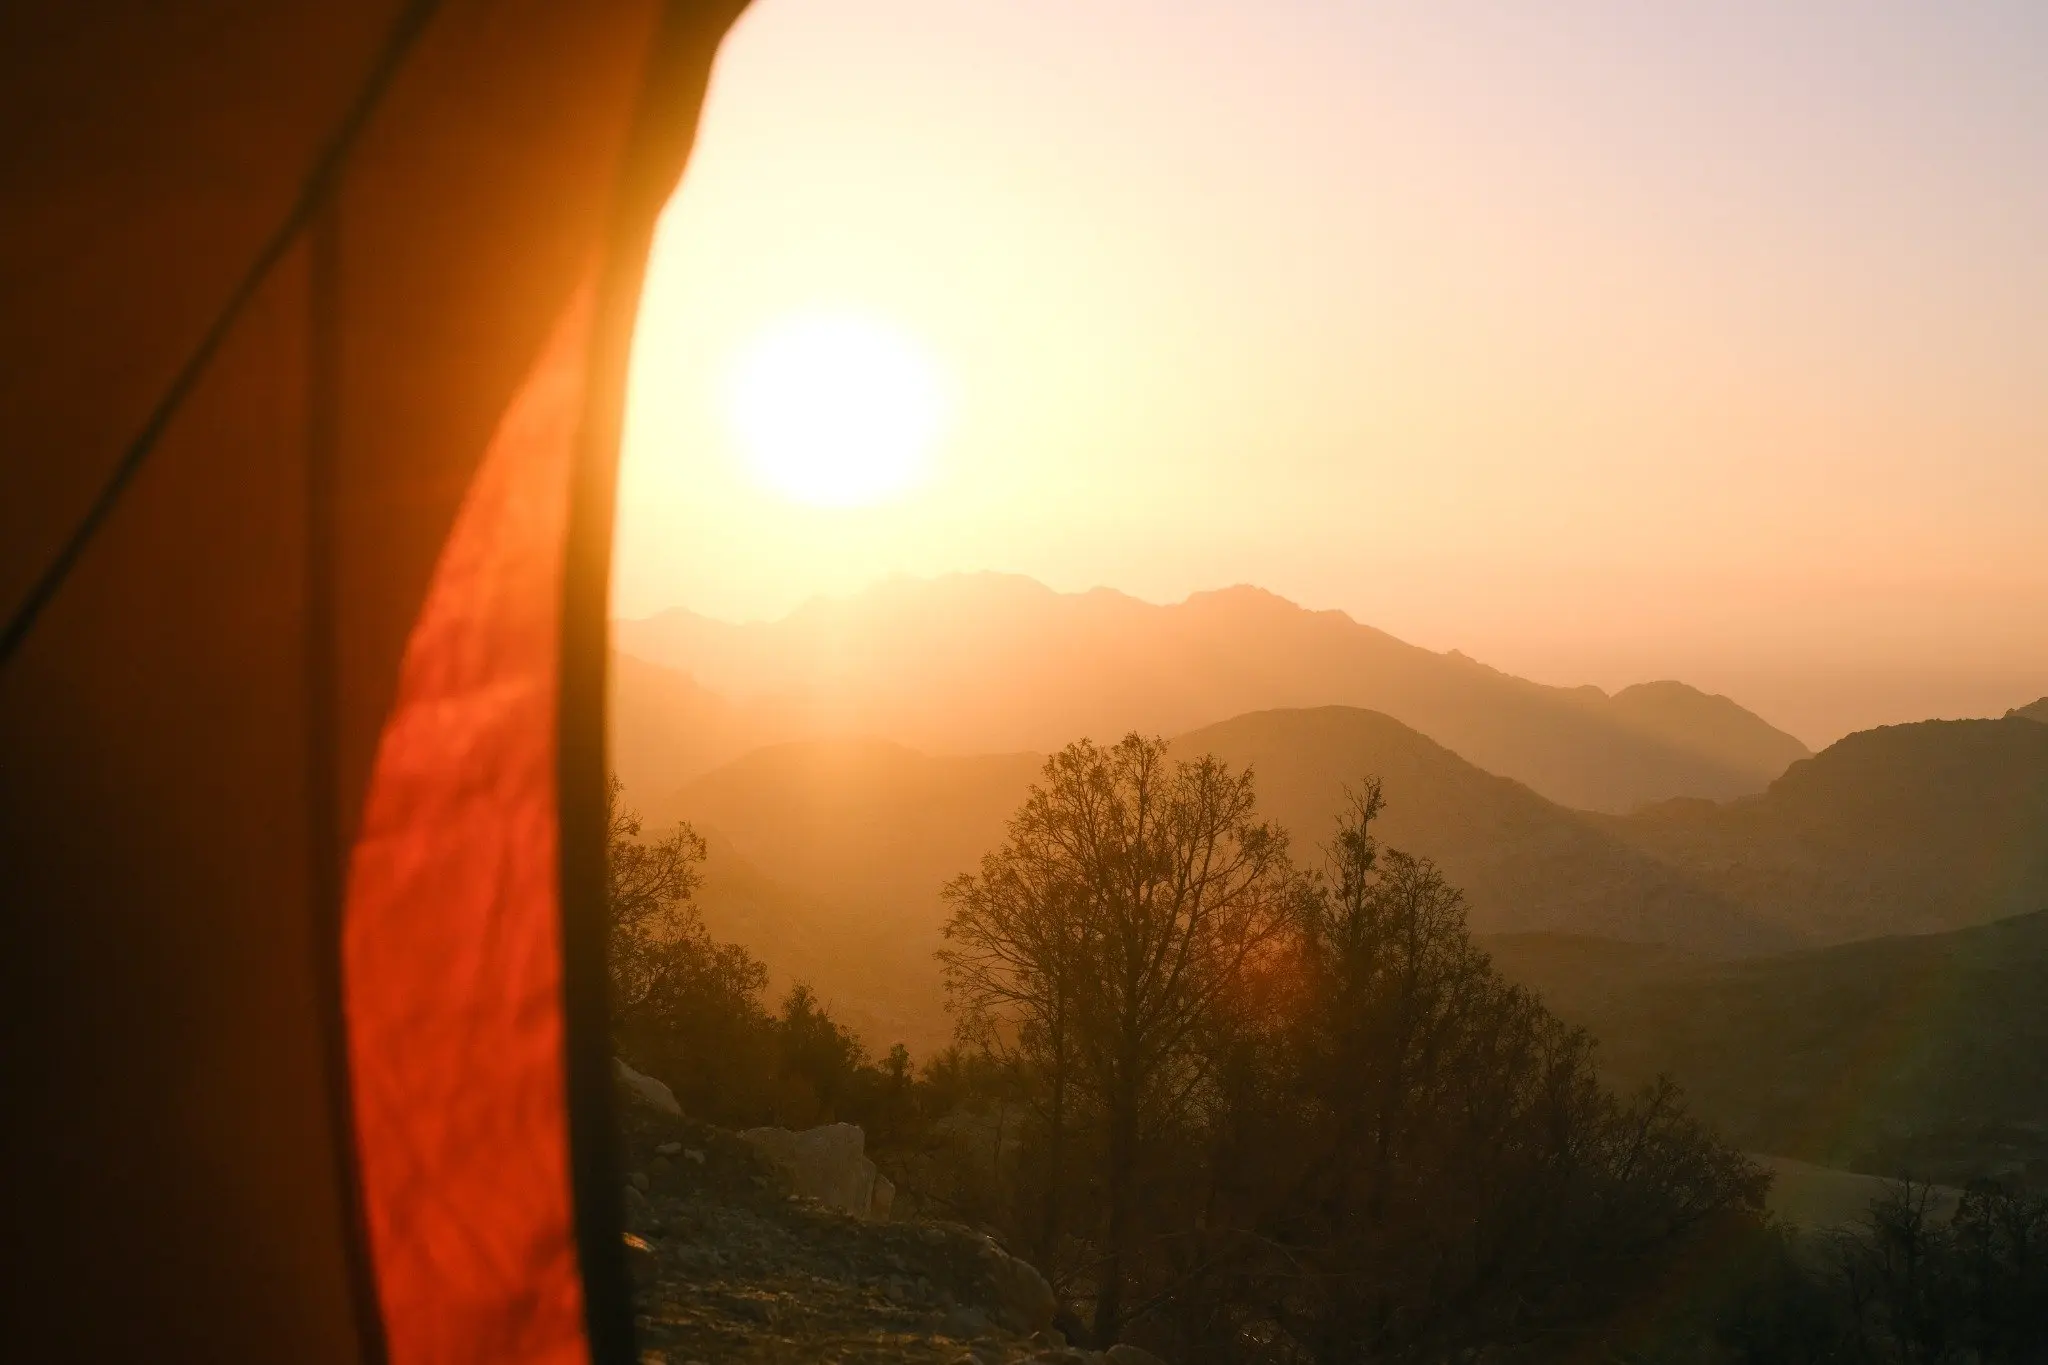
[[939, 807, 1089, 1277], [1234, 783, 1765, 1365], [941, 735, 1300, 1342]]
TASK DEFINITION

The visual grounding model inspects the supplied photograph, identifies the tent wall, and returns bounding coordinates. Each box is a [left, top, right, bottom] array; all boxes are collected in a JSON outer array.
[[0, 4, 745, 1361]]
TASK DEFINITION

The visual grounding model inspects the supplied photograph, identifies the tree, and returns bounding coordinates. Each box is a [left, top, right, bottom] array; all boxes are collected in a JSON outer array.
[[1227, 784, 1765, 1365], [771, 982, 868, 1126], [940, 734, 1301, 1342], [605, 774, 711, 1026], [938, 782, 1090, 1276], [604, 776, 772, 1122]]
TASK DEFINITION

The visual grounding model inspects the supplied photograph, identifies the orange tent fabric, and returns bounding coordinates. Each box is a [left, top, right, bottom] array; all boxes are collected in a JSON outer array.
[[0, 4, 745, 1362]]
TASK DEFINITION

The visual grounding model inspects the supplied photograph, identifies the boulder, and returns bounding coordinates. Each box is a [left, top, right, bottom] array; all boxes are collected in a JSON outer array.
[[981, 1242, 1057, 1335], [738, 1122, 894, 1220], [621, 1232, 659, 1286], [612, 1057, 681, 1117]]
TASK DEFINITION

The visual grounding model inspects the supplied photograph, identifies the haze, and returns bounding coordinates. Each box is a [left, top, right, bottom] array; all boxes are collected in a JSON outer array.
[[614, 0, 2048, 746]]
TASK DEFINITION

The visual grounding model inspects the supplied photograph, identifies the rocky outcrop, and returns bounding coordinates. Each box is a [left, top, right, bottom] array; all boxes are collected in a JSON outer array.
[[739, 1122, 895, 1220], [613, 1101, 1133, 1363], [977, 1237, 1056, 1335], [614, 1057, 682, 1116]]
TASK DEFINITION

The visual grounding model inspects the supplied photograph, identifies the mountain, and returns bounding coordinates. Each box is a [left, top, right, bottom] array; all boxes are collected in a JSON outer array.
[[646, 707, 1795, 1050], [1592, 680, 1814, 783], [2011, 696, 2048, 724], [608, 651, 801, 804], [1178, 708, 1788, 954], [1594, 717, 2048, 942], [1485, 911, 2048, 1186], [613, 574, 1808, 813]]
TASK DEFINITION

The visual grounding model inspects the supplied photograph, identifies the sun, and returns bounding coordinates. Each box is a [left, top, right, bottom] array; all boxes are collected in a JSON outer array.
[[726, 312, 945, 507]]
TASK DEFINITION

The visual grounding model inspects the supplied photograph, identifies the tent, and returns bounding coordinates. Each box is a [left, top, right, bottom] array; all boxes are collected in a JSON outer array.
[[0, 4, 749, 1361]]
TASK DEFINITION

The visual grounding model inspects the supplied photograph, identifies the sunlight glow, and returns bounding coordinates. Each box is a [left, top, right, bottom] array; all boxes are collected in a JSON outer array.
[[727, 312, 945, 507]]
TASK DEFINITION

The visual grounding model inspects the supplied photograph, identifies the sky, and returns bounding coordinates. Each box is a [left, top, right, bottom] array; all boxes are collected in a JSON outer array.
[[612, 0, 2048, 747]]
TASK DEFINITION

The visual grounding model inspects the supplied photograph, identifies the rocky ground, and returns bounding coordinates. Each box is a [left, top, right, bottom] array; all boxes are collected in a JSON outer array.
[[617, 1097, 1154, 1365]]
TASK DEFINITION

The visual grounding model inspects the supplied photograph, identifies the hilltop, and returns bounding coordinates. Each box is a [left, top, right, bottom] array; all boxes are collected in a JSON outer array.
[[1595, 716, 2048, 941]]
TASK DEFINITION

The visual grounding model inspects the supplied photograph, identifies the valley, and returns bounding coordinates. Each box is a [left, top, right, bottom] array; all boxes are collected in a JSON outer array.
[[608, 583, 2048, 1190]]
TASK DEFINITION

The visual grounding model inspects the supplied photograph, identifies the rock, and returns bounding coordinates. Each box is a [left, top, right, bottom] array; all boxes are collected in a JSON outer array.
[[1106, 1346, 1168, 1365], [623, 1184, 649, 1211], [627, 1170, 650, 1193], [613, 1057, 681, 1117], [941, 1304, 991, 1339], [738, 1122, 894, 1220], [622, 1232, 659, 1286], [983, 1244, 1057, 1334], [654, 1141, 682, 1157], [684, 1148, 705, 1165]]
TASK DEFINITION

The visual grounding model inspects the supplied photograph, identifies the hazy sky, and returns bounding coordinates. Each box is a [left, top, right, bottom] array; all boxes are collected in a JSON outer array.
[[613, 0, 2048, 746]]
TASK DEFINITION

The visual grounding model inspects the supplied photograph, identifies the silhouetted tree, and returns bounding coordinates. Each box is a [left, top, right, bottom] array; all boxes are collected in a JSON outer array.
[[771, 982, 868, 1125], [1214, 783, 1766, 1364], [938, 774, 1091, 1276], [606, 774, 713, 1024], [941, 735, 1301, 1342], [605, 776, 773, 1122]]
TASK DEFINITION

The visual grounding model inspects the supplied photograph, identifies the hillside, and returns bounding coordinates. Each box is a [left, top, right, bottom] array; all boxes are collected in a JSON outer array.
[[650, 709, 1796, 1051], [610, 651, 804, 804], [2011, 696, 2048, 724], [649, 742, 1046, 1054], [1179, 708, 1787, 954], [1485, 912, 2048, 1186], [1596, 717, 2048, 942], [651, 739, 1043, 914], [646, 710, 2048, 1057], [685, 828, 940, 1053], [614, 574, 1808, 813]]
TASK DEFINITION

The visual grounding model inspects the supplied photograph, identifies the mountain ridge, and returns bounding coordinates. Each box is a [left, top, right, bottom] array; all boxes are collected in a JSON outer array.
[[615, 573, 1809, 813]]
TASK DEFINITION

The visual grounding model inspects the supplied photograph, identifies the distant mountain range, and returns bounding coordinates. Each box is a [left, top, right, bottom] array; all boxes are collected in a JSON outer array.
[[1487, 910, 2048, 1185], [614, 574, 1810, 813]]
